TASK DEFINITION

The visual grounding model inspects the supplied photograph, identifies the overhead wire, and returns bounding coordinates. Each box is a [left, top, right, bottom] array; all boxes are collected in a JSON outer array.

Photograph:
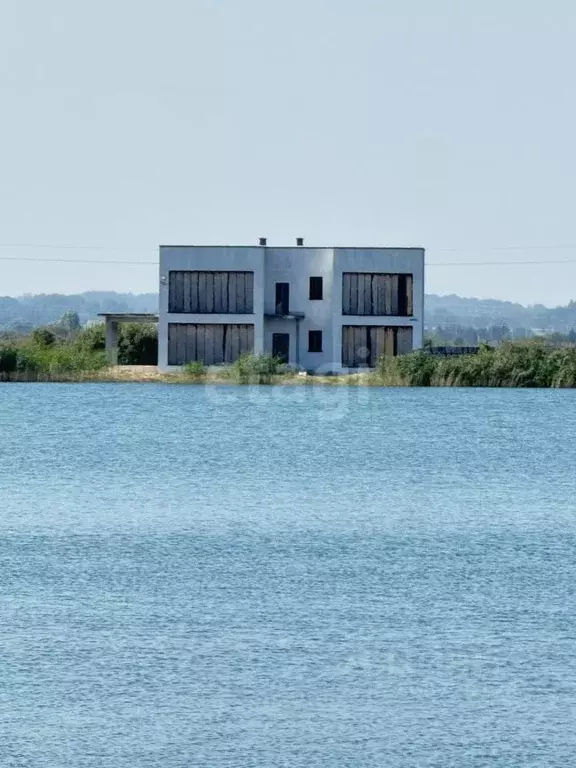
[[2, 242, 576, 267]]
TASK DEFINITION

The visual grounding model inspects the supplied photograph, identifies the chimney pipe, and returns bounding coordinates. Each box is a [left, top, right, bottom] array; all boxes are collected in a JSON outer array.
[[296, 237, 304, 247], [259, 237, 267, 246]]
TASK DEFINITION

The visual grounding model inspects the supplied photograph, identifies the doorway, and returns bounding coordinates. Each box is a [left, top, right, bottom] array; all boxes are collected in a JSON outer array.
[[275, 283, 290, 315], [272, 333, 290, 364]]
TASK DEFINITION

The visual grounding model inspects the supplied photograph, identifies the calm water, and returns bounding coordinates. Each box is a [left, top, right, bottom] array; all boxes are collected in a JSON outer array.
[[1, 384, 576, 767]]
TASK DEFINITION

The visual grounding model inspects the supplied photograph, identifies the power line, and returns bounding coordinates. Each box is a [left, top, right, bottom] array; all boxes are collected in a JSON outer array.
[[433, 244, 576, 253], [0, 256, 157, 265], [0, 243, 155, 252], [429, 258, 576, 267], [2, 241, 576, 253], [2, 255, 576, 268]]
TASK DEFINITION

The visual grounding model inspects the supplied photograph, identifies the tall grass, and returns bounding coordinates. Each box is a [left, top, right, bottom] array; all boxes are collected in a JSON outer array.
[[182, 360, 207, 380], [0, 336, 107, 381], [375, 342, 576, 388]]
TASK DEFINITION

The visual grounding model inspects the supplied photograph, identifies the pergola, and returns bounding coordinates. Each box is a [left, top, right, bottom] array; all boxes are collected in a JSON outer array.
[[98, 313, 159, 365]]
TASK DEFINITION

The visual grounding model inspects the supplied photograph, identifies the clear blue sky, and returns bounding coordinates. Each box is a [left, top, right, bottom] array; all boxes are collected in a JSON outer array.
[[1, 0, 576, 305]]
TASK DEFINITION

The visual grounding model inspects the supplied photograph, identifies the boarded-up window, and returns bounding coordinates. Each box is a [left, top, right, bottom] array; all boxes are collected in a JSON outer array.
[[168, 271, 254, 314], [167, 324, 254, 365], [342, 273, 413, 316], [341, 325, 413, 367]]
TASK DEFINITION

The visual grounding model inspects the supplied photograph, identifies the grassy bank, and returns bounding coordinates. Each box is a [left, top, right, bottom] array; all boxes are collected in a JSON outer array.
[[3, 337, 576, 387]]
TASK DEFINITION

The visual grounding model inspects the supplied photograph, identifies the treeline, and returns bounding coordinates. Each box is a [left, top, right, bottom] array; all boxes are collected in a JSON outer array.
[[426, 324, 576, 346], [427, 294, 576, 332], [0, 323, 157, 380]]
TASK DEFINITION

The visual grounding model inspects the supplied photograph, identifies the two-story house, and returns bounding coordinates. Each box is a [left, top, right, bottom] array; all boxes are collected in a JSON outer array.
[[158, 241, 424, 372]]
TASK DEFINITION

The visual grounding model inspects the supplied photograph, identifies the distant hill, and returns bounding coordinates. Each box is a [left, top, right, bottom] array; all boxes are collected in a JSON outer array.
[[1, 291, 576, 333], [426, 294, 576, 332], [0, 292, 158, 332]]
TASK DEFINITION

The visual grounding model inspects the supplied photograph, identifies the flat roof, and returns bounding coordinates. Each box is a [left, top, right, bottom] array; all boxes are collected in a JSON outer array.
[[159, 245, 425, 250], [98, 313, 158, 322]]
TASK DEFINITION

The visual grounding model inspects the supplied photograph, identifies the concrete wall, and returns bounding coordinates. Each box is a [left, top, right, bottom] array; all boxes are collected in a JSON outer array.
[[263, 248, 335, 371], [159, 246, 265, 369]]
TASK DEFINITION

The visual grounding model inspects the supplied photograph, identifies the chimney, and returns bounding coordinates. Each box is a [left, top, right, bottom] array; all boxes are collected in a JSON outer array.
[[259, 237, 267, 246], [296, 237, 304, 247]]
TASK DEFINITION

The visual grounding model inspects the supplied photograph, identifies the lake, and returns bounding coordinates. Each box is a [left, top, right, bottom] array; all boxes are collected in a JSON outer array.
[[1, 384, 576, 767]]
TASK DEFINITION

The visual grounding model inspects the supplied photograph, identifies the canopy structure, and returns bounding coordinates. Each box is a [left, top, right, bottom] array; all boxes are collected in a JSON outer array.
[[98, 313, 159, 365]]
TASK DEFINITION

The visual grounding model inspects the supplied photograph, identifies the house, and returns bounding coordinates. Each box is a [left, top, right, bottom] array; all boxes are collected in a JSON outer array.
[[158, 240, 424, 372]]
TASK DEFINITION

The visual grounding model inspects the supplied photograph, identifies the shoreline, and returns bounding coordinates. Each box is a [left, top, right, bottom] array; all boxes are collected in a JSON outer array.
[[2, 365, 576, 388], [1, 366, 385, 386]]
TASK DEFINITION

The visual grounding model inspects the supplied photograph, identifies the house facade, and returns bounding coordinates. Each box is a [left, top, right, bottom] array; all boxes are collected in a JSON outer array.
[[158, 242, 424, 372]]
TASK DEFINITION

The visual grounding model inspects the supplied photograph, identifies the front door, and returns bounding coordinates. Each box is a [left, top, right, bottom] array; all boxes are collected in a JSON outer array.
[[272, 333, 290, 364], [275, 283, 290, 315]]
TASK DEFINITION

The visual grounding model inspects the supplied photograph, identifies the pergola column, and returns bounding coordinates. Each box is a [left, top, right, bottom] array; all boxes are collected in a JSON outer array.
[[105, 319, 119, 365]]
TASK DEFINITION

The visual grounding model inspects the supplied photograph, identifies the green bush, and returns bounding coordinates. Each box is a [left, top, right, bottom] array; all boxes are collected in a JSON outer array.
[[47, 346, 106, 375], [0, 344, 18, 377], [76, 322, 158, 365], [231, 353, 285, 384], [16, 345, 45, 374], [32, 328, 56, 347], [118, 323, 158, 365], [183, 360, 207, 379], [550, 348, 576, 388], [76, 324, 106, 353]]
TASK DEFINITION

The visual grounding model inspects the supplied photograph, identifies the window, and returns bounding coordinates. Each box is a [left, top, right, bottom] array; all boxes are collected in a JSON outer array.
[[308, 330, 323, 353], [168, 271, 254, 314], [341, 325, 413, 367], [309, 276, 323, 300], [168, 324, 254, 365], [342, 273, 413, 316]]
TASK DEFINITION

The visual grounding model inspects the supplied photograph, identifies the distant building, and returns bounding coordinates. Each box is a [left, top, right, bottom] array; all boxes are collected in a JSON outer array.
[[158, 241, 424, 372]]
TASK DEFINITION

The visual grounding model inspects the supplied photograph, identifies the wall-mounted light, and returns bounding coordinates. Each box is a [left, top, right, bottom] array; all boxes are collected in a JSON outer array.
[[160, 275, 167, 284]]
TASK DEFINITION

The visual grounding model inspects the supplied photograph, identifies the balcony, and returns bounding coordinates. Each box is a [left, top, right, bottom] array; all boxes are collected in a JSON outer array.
[[264, 308, 306, 320]]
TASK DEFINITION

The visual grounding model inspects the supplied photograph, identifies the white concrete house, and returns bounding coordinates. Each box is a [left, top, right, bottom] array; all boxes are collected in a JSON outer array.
[[158, 241, 424, 373]]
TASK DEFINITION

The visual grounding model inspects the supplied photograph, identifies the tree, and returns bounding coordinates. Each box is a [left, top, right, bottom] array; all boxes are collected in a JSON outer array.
[[0, 345, 17, 375], [57, 310, 81, 337], [32, 328, 56, 347], [76, 323, 106, 352], [118, 323, 158, 365]]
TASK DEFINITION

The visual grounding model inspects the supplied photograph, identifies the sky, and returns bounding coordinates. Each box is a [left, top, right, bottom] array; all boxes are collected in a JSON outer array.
[[1, 0, 576, 305]]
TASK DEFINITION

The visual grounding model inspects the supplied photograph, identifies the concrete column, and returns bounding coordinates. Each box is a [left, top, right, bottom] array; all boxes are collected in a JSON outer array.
[[295, 319, 301, 368], [105, 319, 118, 365]]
